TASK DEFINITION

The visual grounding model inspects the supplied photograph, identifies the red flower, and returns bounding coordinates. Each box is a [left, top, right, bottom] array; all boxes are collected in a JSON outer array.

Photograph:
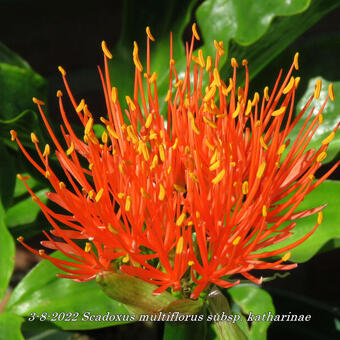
[[13, 24, 339, 299]]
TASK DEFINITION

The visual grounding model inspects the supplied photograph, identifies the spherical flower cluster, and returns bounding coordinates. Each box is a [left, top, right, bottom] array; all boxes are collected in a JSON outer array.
[[13, 24, 339, 299]]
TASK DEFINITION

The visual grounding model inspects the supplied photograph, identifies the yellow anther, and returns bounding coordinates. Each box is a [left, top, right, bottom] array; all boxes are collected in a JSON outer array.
[[192, 55, 201, 65], [242, 181, 249, 195], [172, 138, 178, 150], [282, 252, 291, 262], [88, 190, 94, 199], [95, 188, 104, 202], [252, 92, 259, 106], [314, 79, 322, 99], [101, 131, 108, 144], [189, 172, 198, 182], [45, 171, 51, 179], [192, 23, 200, 40], [328, 83, 335, 101], [272, 106, 286, 117], [133, 55, 143, 72], [293, 52, 299, 70], [317, 151, 327, 162], [283, 76, 295, 94], [170, 58, 176, 66], [146, 26, 155, 41], [101, 41, 112, 59], [159, 144, 165, 162], [295, 77, 301, 88], [262, 205, 267, 217], [198, 49, 205, 68], [140, 187, 150, 199], [214, 40, 225, 56], [319, 114, 323, 124], [149, 130, 157, 140], [107, 125, 119, 139], [257, 162, 266, 178], [264, 86, 269, 101], [322, 131, 335, 145], [58, 66, 66, 76], [149, 72, 157, 83], [59, 182, 66, 190], [164, 90, 171, 102], [89, 163, 94, 170], [188, 260, 194, 266], [203, 85, 216, 102], [206, 56, 212, 72], [83, 105, 92, 118], [126, 96, 136, 111], [245, 100, 252, 116], [203, 116, 217, 129], [260, 136, 268, 150], [176, 213, 186, 227], [145, 114, 153, 128], [231, 57, 238, 68], [10, 130, 17, 141], [107, 224, 117, 234], [232, 102, 241, 119], [205, 138, 215, 151], [17, 174, 30, 181], [195, 211, 200, 218], [255, 120, 261, 128], [176, 236, 184, 254], [242, 59, 248, 66], [167, 166, 172, 174], [119, 163, 124, 174], [85, 242, 92, 253], [232, 236, 241, 246], [17, 236, 24, 242], [213, 68, 221, 87], [212, 169, 225, 184], [210, 149, 219, 165], [125, 196, 131, 212], [117, 192, 125, 199], [30, 132, 39, 144], [111, 87, 118, 104], [38, 249, 45, 255], [141, 142, 150, 161], [32, 97, 45, 105], [76, 99, 85, 113], [66, 142, 75, 156], [277, 144, 286, 155], [174, 79, 183, 88], [317, 211, 323, 224], [122, 254, 130, 263], [158, 183, 166, 201], [189, 115, 200, 135], [309, 174, 315, 181], [127, 125, 138, 144], [174, 184, 186, 193], [56, 90, 63, 97], [84, 118, 93, 135], [150, 154, 158, 170], [209, 158, 221, 171]]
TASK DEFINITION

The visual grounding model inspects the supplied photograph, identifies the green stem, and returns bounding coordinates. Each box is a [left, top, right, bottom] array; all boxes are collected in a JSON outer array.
[[208, 286, 248, 340]]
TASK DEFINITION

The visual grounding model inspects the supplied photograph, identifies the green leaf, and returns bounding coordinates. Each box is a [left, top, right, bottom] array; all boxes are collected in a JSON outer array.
[[0, 42, 30, 69], [0, 145, 16, 209], [5, 188, 48, 228], [263, 180, 340, 262], [228, 284, 275, 340], [0, 63, 47, 121], [0, 203, 15, 300], [288, 77, 340, 163], [198, 0, 340, 80], [6, 252, 133, 330], [0, 313, 24, 340]]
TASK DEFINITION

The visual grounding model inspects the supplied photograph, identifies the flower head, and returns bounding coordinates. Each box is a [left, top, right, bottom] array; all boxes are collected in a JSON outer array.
[[13, 24, 339, 299]]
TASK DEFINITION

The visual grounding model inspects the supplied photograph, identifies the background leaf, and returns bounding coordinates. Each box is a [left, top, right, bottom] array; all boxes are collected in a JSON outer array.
[[6, 252, 133, 331], [228, 284, 275, 340], [0, 312, 24, 340], [259, 180, 340, 262], [0, 203, 15, 300]]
